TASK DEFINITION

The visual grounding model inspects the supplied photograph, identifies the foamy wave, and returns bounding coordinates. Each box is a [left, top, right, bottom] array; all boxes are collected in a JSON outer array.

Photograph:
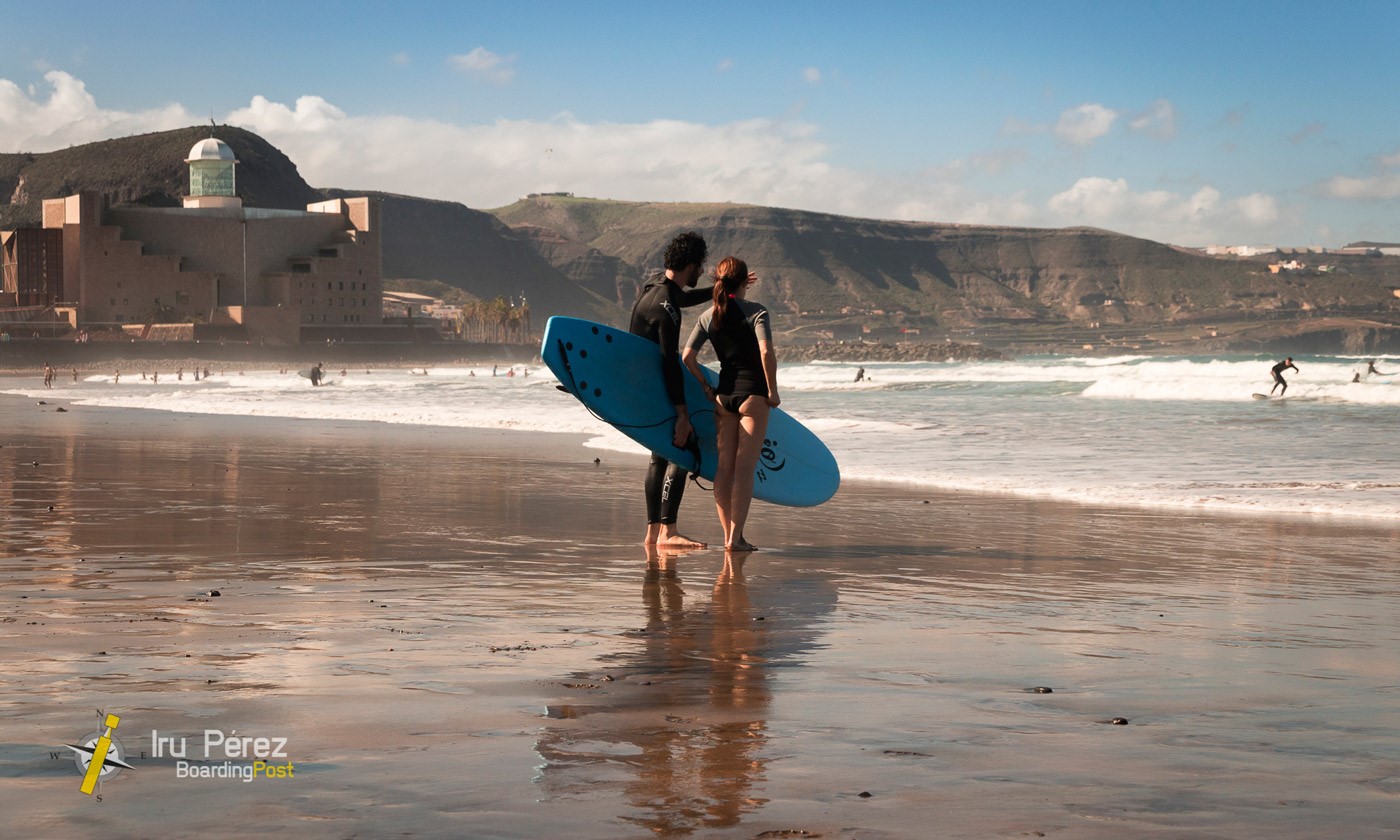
[[838, 465, 1400, 520]]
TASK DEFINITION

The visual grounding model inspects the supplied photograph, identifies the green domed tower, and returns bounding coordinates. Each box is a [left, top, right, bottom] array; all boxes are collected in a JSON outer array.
[[183, 137, 242, 209]]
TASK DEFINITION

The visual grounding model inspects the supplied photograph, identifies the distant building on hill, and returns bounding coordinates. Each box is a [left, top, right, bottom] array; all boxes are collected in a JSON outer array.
[[1204, 244, 1276, 257], [1, 135, 384, 345]]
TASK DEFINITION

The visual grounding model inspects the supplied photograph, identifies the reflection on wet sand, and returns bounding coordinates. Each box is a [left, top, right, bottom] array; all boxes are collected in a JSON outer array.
[[537, 550, 792, 836]]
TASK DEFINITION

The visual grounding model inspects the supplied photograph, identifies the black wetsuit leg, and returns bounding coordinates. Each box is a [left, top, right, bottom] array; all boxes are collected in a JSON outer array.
[[644, 453, 688, 525]]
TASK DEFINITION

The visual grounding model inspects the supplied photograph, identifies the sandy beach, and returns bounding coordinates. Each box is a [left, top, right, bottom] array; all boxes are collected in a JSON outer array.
[[3, 392, 1399, 838]]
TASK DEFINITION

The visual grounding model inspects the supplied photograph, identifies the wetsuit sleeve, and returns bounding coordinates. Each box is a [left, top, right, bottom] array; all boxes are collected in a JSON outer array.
[[676, 284, 717, 308], [684, 318, 709, 354], [657, 309, 686, 407], [752, 305, 772, 344]]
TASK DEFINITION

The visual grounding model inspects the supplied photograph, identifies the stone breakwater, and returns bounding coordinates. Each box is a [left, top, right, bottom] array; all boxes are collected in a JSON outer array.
[[783, 341, 1005, 363]]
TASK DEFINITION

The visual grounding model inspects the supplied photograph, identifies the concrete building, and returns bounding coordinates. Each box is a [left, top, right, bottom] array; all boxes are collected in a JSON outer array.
[[6, 136, 383, 344]]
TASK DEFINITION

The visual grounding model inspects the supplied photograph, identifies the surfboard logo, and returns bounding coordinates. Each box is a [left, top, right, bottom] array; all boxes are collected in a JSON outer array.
[[756, 438, 786, 483]]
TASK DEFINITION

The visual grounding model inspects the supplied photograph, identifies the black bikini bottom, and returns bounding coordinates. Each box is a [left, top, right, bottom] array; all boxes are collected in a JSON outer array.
[[717, 393, 761, 413]]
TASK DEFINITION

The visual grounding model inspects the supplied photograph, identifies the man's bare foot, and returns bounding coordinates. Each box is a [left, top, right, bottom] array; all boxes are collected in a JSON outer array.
[[658, 532, 707, 549]]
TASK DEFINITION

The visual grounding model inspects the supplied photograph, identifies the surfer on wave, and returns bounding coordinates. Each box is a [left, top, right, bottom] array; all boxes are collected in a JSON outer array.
[[1269, 357, 1297, 396], [682, 256, 779, 552]]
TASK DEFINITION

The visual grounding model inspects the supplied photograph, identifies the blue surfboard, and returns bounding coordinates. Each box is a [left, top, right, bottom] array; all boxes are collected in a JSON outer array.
[[541, 316, 840, 507]]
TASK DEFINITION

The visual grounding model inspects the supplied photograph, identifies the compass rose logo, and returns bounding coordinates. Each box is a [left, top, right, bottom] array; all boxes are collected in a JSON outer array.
[[67, 713, 135, 795]]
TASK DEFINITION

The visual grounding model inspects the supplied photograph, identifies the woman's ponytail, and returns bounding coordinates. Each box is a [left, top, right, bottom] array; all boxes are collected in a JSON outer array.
[[711, 256, 748, 323]]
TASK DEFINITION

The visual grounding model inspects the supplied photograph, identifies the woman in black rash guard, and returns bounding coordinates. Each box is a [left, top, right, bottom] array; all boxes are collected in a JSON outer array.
[[682, 257, 780, 552]]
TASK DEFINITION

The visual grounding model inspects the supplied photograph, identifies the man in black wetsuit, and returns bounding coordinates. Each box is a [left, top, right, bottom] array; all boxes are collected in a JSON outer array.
[[1270, 357, 1297, 396], [629, 232, 713, 548]]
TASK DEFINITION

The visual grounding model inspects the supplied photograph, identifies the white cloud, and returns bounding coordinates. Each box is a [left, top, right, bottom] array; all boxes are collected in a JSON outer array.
[[1288, 121, 1324, 145], [0, 71, 1304, 246], [1321, 173, 1400, 201], [447, 47, 516, 84], [1318, 147, 1400, 201], [391, 52, 410, 66], [0, 70, 191, 151], [1054, 103, 1117, 147], [1128, 99, 1176, 140], [1047, 176, 1279, 243], [717, 58, 734, 73], [803, 67, 821, 84]]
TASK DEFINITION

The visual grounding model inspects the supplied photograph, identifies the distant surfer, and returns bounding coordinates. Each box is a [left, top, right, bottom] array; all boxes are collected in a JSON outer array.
[[854, 367, 865, 383], [1269, 357, 1297, 396], [629, 231, 714, 549], [1367, 359, 1390, 377], [682, 256, 779, 552], [310, 362, 324, 386]]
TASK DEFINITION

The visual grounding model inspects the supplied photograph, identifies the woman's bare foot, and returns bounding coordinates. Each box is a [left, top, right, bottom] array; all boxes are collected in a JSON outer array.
[[725, 538, 758, 552]]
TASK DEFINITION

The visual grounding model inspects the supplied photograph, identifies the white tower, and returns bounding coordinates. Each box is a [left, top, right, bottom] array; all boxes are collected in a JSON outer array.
[[183, 137, 242, 210]]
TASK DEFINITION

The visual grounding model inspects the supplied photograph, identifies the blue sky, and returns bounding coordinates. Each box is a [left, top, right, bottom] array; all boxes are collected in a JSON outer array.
[[3, 1, 1398, 246]]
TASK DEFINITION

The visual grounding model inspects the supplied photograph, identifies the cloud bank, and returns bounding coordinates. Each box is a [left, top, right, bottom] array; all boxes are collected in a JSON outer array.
[[0, 70, 1302, 245]]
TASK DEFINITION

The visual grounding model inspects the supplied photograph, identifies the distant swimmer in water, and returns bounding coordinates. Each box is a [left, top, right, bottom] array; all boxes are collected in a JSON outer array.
[[854, 366, 865, 383], [1353, 372, 1362, 383], [1270, 357, 1298, 396], [1366, 359, 1391, 377]]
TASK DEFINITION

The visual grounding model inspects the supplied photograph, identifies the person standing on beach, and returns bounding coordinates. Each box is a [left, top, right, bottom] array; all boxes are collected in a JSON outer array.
[[1270, 357, 1298, 396], [629, 231, 714, 548], [43, 364, 54, 388], [682, 257, 778, 552]]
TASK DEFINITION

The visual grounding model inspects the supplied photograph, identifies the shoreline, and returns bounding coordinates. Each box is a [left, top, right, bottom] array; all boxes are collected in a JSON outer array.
[[3, 397, 1399, 837], [6, 387, 1398, 528]]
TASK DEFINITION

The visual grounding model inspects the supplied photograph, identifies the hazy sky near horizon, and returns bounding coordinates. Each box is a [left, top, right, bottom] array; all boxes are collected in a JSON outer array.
[[3, 1, 1397, 246]]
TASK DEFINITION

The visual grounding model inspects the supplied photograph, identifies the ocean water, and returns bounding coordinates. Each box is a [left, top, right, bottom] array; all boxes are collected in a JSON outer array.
[[7, 353, 1399, 520]]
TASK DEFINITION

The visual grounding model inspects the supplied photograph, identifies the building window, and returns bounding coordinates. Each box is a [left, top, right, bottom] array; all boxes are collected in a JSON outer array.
[[338, 281, 344, 291], [110, 298, 116, 305]]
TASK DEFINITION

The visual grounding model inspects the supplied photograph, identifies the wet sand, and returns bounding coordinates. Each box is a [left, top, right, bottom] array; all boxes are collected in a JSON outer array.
[[2, 393, 1399, 838]]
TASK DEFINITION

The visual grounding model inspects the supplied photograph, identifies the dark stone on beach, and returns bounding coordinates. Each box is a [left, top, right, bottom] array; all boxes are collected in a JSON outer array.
[[1028, 686, 1053, 693], [56, 407, 67, 412], [37, 401, 46, 405], [1110, 717, 1130, 725], [48, 506, 54, 511], [208, 590, 220, 597], [858, 791, 873, 798], [98, 651, 106, 655]]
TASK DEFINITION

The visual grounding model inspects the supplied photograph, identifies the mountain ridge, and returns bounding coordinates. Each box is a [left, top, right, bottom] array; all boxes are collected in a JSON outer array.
[[3, 127, 1396, 350]]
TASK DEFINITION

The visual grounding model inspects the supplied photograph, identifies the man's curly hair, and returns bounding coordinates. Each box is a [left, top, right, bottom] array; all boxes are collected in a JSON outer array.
[[663, 232, 708, 272]]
